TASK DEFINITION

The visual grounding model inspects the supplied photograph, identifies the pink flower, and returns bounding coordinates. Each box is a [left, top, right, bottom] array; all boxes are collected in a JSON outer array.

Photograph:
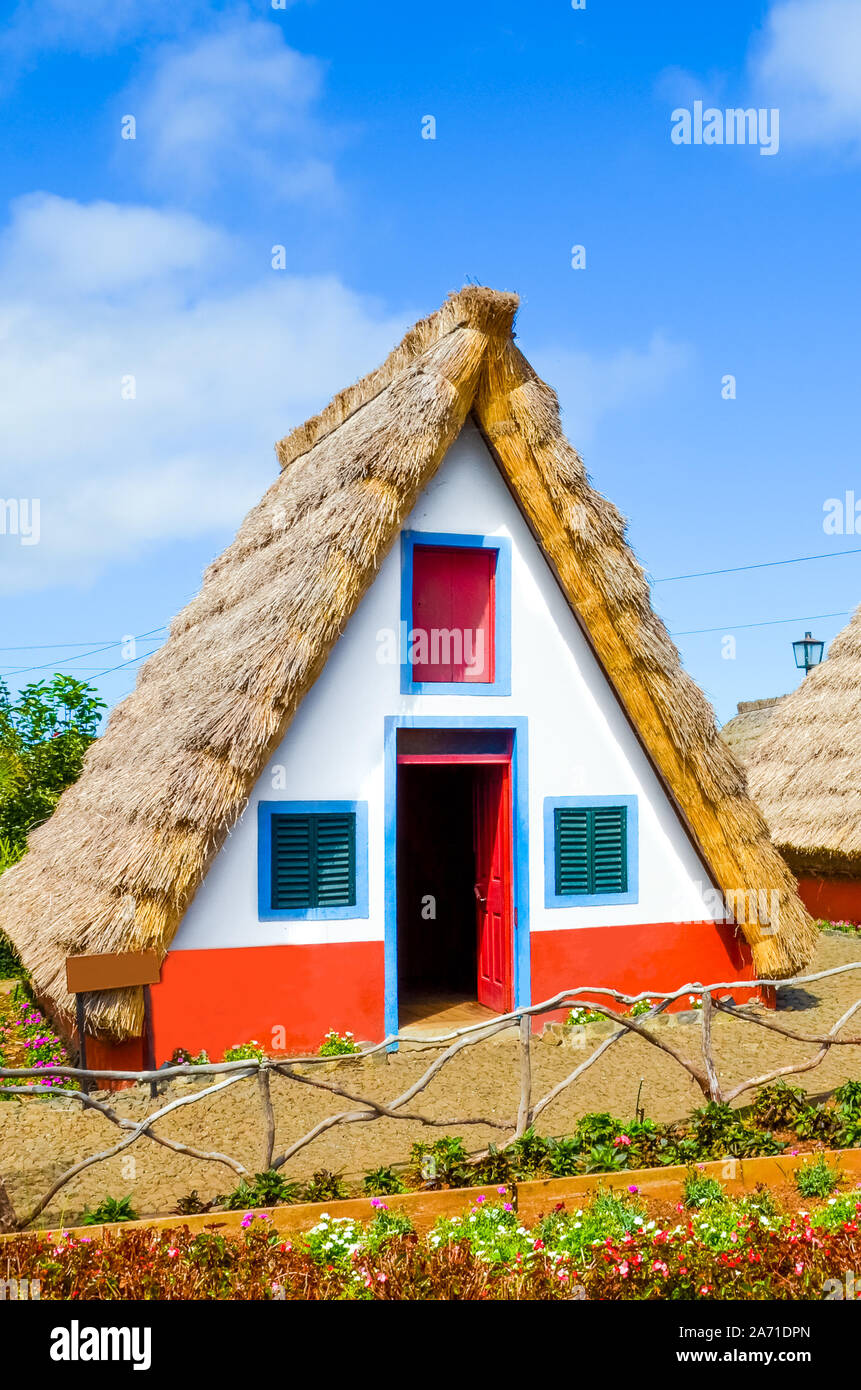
[[795, 1262, 804, 1275], [618, 1260, 630, 1277], [613, 1135, 631, 1147], [167, 1247, 179, 1258], [504, 1202, 514, 1212], [497, 1186, 507, 1195], [627, 1184, 639, 1194]]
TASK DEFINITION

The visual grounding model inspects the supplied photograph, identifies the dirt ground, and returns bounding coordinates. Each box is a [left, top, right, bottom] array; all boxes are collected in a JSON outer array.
[[2, 933, 861, 1227]]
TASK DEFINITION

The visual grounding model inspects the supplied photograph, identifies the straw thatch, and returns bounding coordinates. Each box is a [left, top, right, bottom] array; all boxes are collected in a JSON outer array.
[[746, 606, 861, 877], [721, 697, 785, 762], [0, 287, 816, 1041]]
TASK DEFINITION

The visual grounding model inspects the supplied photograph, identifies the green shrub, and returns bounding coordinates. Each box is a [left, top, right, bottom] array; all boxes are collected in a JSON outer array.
[[752, 1080, 808, 1129], [409, 1136, 471, 1188], [318, 1029, 360, 1056], [303, 1169, 348, 1203], [173, 1190, 213, 1216], [218, 1170, 300, 1211], [793, 1103, 841, 1143], [795, 1155, 840, 1199], [362, 1165, 407, 1196], [222, 1040, 266, 1062], [0, 929, 24, 980], [81, 1195, 138, 1225], [683, 1172, 726, 1208], [566, 1006, 604, 1026]]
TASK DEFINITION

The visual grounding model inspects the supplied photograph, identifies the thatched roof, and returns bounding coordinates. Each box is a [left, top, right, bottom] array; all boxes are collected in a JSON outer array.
[[0, 287, 816, 1040], [747, 606, 861, 877], [721, 697, 785, 762]]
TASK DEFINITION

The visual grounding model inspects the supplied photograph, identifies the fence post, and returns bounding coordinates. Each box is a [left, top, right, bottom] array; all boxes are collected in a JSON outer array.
[[515, 1013, 532, 1137], [700, 991, 722, 1103], [0, 1172, 18, 1234], [258, 1066, 276, 1171]]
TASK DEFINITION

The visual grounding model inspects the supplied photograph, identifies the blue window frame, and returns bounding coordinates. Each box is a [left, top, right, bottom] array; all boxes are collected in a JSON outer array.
[[400, 530, 512, 695], [258, 801, 369, 921], [543, 795, 639, 907]]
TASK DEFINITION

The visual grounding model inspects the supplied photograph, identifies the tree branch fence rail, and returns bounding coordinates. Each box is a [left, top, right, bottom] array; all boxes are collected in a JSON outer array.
[[2, 963, 861, 1233]]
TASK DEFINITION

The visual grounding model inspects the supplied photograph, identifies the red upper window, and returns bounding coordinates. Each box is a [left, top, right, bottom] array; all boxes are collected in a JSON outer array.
[[411, 544, 495, 683]]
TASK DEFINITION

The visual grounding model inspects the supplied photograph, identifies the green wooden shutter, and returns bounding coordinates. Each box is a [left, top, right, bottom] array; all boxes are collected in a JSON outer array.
[[590, 806, 628, 895], [554, 805, 627, 896], [271, 813, 356, 910], [314, 814, 356, 907]]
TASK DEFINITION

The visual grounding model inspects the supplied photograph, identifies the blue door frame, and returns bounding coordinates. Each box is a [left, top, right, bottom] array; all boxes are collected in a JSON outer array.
[[384, 714, 530, 1038]]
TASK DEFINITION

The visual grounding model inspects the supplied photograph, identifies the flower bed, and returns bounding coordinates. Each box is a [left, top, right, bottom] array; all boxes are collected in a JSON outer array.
[[6, 1187, 861, 1300], [0, 984, 74, 1092]]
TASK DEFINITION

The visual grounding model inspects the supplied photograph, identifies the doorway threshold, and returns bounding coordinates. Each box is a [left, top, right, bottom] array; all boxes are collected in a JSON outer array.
[[398, 993, 502, 1043]]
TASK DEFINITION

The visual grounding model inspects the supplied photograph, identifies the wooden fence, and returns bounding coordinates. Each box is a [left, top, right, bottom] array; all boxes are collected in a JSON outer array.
[[1, 963, 860, 1233]]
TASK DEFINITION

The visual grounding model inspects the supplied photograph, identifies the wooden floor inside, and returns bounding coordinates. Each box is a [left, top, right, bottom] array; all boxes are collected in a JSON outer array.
[[398, 993, 498, 1039]]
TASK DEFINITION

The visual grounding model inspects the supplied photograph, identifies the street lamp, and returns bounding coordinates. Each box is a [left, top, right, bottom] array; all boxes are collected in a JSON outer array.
[[792, 631, 825, 675]]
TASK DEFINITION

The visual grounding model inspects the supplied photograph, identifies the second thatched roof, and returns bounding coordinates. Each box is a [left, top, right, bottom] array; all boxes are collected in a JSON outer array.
[[0, 286, 817, 1040], [746, 606, 861, 877], [721, 697, 786, 762]]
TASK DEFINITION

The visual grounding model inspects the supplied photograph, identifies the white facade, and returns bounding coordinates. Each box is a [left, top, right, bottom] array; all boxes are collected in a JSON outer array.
[[171, 420, 723, 953]]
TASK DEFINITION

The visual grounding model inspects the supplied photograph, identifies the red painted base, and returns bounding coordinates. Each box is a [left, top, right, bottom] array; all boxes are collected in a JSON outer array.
[[149, 941, 386, 1064], [797, 876, 861, 926], [84, 922, 767, 1077], [83, 1034, 145, 1092], [530, 919, 762, 1027]]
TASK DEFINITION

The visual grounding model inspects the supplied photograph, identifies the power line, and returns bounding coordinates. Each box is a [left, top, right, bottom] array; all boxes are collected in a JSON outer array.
[[0, 627, 167, 679], [0, 636, 166, 651], [654, 547, 861, 584], [671, 609, 850, 637]]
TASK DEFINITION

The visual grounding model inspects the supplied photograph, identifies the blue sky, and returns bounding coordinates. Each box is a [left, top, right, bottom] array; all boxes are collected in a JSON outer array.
[[1, 0, 859, 723]]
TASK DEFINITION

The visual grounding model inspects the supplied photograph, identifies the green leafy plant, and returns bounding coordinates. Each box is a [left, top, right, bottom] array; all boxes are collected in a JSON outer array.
[[0, 675, 105, 864], [793, 1103, 841, 1143], [683, 1171, 726, 1209], [566, 1006, 604, 1026], [795, 1155, 840, 1199], [835, 1080, 861, 1116], [173, 1190, 214, 1216], [303, 1169, 348, 1203], [752, 1080, 808, 1129], [0, 928, 24, 980], [81, 1195, 139, 1226], [222, 1040, 266, 1062], [627, 999, 654, 1017], [362, 1166, 407, 1196], [218, 1170, 299, 1211], [318, 1029, 360, 1056], [409, 1136, 471, 1188], [585, 1141, 630, 1173], [545, 1136, 584, 1177], [470, 1143, 515, 1186]]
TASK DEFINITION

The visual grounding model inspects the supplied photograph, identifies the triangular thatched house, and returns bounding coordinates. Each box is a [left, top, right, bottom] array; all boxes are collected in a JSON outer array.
[[746, 606, 861, 925], [0, 288, 816, 1066]]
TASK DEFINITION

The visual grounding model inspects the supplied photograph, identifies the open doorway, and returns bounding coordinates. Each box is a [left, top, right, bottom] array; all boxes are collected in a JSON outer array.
[[396, 748, 514, 1031]]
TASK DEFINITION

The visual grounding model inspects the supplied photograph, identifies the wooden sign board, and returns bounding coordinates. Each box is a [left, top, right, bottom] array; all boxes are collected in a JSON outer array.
[[66, 950, 160, 995]]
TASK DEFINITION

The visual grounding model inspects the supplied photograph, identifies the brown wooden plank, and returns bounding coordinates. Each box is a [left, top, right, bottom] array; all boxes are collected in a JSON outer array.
[[66, 950, 160, 994]]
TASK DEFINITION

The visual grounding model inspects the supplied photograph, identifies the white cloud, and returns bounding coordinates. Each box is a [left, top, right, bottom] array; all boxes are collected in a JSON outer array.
[[533, 335, 691, 446], [0, 193, 231, 296], [131, 19, 338, 200], [750, 0, 861, 149], [0, 195, 409, 593], [1, 0, 214, 58]]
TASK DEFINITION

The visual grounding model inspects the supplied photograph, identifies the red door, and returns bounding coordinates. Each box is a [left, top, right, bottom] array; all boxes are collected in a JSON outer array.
[[472, 763, 513, 1013]]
